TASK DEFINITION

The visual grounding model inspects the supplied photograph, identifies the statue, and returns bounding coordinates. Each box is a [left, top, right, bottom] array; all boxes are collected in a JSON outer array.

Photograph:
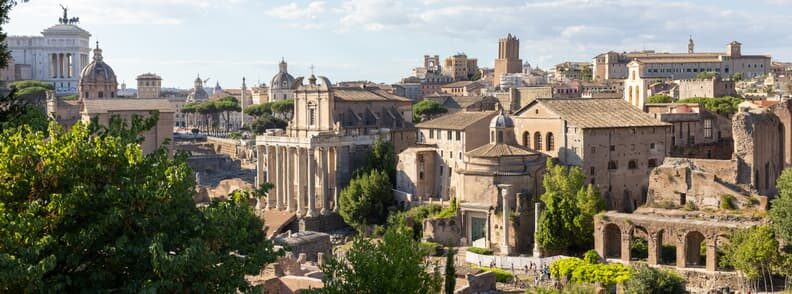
[[59, 4, 68, 24]]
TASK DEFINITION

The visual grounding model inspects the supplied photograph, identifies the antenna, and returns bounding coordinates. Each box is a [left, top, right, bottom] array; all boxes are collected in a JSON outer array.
[[309, 64, 315, 75]]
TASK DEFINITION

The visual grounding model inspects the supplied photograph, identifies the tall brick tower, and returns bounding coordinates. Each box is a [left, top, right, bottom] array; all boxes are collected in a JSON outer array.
[[494, 34, 523, 87]]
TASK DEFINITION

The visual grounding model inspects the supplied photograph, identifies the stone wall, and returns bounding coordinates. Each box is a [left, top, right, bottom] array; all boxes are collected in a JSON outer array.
[[423, 217, 462, 246], [273, 231, 332, 262], [677, 77, 736, 99], [732, 108, 783, 196], [299, 213, 348, 233]]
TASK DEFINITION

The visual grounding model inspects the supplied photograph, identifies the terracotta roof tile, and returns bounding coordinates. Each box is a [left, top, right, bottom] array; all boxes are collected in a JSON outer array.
[[415, 111, 495, 130], [466, 143, 535, 158], [534, 98, 669, 129]]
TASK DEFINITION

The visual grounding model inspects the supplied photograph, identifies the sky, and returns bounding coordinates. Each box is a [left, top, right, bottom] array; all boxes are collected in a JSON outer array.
[[6, 0, 792, 89]]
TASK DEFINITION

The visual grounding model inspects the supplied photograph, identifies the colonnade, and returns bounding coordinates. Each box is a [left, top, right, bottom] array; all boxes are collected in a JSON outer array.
[[262, 145, 340, 217]]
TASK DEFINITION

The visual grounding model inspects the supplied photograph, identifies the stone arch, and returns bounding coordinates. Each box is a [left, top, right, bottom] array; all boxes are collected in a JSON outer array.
[[603, 223, 621, 258], [684, 231, 706, 268], [630, 226, 650, 261]]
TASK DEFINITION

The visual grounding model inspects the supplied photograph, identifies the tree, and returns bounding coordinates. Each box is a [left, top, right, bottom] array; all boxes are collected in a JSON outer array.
[[360, 137, 397, 185], [677, 96, 743, 115], [444, 246, 456, 294], [0, 117, 280, 292], [215, 96, 241, 132], [270, 99, 294, 119], [250, 114, 287, 134], [623, 265, 685, 294], [0, 0, 29, 71], [339, 169, 394, 229], [731, 72, 743, 82], [195, 101, 217, 132], [537, 159, 604, 253], [720, 225, 780, 291], [647, 94, 672, 103], [244, 103, 272, 117], [412, 99, 447, 123], [771, 168, 792, 244], [308, 228, 441, 294]]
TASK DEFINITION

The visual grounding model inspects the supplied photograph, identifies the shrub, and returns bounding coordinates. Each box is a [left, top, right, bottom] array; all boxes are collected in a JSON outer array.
[[630, 238, 648, 260], [720, 194, 737, 210], [466, 246, 493, 255], [623, 265, 685, 294], [647, 94, 672, 103], [549, 257, 630, 286], [583, 250, 600, 264], [419, 241, 442, 256], [434, 198, 458, 219], [472, 266, 513, 283], [387, 204, 443, 240], [683, 200, 697, 211]]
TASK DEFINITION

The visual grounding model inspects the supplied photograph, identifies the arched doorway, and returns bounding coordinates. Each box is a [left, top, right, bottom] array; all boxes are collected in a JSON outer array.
[[685, 231, 706, 268], [604, 223, 621, 259]]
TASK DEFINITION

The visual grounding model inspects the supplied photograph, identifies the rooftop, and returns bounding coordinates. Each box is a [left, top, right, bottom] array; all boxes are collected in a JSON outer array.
[[82, 98, 175, 113], [416, 111, 495, 130], [522, 98, 669, 129], [466, 143, 535, 158], [333, 87, 411, 102]]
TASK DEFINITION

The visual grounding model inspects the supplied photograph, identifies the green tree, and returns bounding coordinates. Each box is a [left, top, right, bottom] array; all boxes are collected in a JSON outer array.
[[444, 246, 456, 294], [647, 94, 673, 103], [195, 100, 217, 132], [270, 99, 294, 118], [771, 168, 792, 243], [0, 117, 279, 292], [244, 103, 273, 117], [720, 225, 780, 290], [412, 99, 448, 123], [360, 137, 397, 185], [339, 169, 394, 229], [537, 159, 604, 253], [308, 228, 441, 294], [678, 96, 744, 115], [623, 265, 685, 294], [731, 72, 743, 82], [250, 114, 288, 134], [0, 0, 28, 71], [215, 96, 241, 132]]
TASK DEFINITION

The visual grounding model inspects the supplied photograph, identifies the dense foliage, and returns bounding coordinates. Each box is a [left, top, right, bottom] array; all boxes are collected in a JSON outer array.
[[720, 225, 780, 281], [308, 229, 441, 294], [444, 247, 456, 294], [623, 265, 685, 294], [0, 118, 279, 291], [647, 94, 673, 103], [241, 100, 292, 134], [536, 159, 605, 253], [339, 169, 394, 229], [549, 256, 630, 287], [412, 99, 448, 123], [770, 168, 792, 244], [677, 96, 743, 114], [387, 204, 442, 240], [471, 266, 513, 283], [360, 138, 397, 185]]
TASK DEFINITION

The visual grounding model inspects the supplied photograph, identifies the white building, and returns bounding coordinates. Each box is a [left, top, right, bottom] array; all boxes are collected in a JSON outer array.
[[7, 10, 91, 95]]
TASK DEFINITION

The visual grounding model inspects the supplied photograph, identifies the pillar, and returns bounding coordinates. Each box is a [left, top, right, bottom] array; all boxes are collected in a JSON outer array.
[[533, 202, 542, 257], [499, 184, 512, 255], [306, 148, 316, 217], [275, 146, 282, 210], [295, 148, 303, 216], [256, 146, 265, 210], [676, 236, 687, 268], [621, 230, 632, 263], [285, 147, 292, 211], [331, 147, 339, 212], [321, 147, 329, 215], [705, 238, 717, 271], [265, 146, 274, 209], [647, 231, 661, 265]]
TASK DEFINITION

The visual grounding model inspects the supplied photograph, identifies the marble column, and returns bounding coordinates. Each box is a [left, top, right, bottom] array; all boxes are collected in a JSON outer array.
[[306, 148, 316, 217], [265, 146, 274, 209], [705, 238, 717, 272], [320, 147, 329, 215], [295, 148, 303, 216], [255, 146, 265, 210], [331, 147, 339, 212], [533, 202, 542, 257], [499, 184, 512, 255], [275, 146, 282, 210], [285, 147, 291, 211]]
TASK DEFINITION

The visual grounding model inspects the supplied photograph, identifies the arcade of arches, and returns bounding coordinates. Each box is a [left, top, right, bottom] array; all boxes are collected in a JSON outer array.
[[594, 211, 760, 272]]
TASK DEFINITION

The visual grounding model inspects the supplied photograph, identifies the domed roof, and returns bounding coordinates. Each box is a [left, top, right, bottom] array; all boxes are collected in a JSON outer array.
[[187, 74, 209, 101], [271, 58, 295, 90], [79, 42, 117, 84], [489, 110, 514, 128]]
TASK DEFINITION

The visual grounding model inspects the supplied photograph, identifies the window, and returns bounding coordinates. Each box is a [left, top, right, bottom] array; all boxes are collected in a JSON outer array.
[[446, 130, 451, 140], [490, 131, 494, 142], [440, 150, 444, 157], [546, 132, 555, 151], [609, 145, 615, 151], [704, 119, 713, 138], [309, 108, 316, 126], [650, 143, 655, 149], [440, 165, 444, 176], [419, 171, 424, 180], [628, 160, 637, 169], [459, 152, 462, 160], [98, 91, 104, 98], [418, 154, 424, 163], [448, 167, 452, 177], [608, 160, 617, 170], [590, 167, 595, 175], [497, 131, 503, 143], [522, 132, 530, 147], [456, 131, 461, 141], [534, 132, 542, 150], [679, 193, 687, 206], [591, 146, 596, 154], [430, 129, 434, 139]]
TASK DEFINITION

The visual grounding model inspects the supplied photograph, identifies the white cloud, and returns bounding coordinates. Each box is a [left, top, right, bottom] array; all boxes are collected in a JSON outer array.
[[267, 1, 326, 20]]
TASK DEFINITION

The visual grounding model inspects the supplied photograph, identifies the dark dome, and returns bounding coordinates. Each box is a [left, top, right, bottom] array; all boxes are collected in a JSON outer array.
[[271, 72, 295, 90], [489, 111, 514, 128], [80, 45, 116, 84]]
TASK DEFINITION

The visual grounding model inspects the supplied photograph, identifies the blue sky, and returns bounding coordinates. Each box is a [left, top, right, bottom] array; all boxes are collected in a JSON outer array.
[[7, 0, 792, 89]]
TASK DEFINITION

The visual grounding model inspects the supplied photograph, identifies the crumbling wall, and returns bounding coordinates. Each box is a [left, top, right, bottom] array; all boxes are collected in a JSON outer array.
[[732, 108, 783, 196], [423, 217, 462, 246]]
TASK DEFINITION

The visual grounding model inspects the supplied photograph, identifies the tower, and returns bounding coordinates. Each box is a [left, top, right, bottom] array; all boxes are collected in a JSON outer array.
[[688, 35, 695, 54], [494, 34, 523, 87], [136, 73, 162, 99], [78, 41, 118, 100]]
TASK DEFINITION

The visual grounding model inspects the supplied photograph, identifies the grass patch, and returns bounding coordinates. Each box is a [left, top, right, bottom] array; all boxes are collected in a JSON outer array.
[[466, 246, 493, 255], [720, 194, 737, 210], [472, 266, 513, 283]]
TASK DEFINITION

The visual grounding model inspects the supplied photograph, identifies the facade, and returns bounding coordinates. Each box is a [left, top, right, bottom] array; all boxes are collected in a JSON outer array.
[[551, 62, 591, 82], [78, 43, 117, 99], [269, 58, 296, 101], [440, 81, 483, 97], [392, 82, 422, 101], [443, 54, 479, 81], [7, 11, 91, 94], [136, 73, 162, 99], [255, 75, 413, 227], [593, 40, 771, 81], [677, 76, 737, 99], [493, 34, 522, 87], [646, 103, 733, 159], [514, 98, 670, 212]]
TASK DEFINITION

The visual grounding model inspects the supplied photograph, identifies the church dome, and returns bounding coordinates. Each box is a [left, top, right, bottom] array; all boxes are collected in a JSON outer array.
[[79, 42, 117, 85], [489, 110, 514, 128], [187, 74, 209, 101], [271, 58, 295, 90]]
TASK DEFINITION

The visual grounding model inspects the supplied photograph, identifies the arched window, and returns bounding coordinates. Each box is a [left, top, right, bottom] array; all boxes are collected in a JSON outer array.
[[628, 160, 637, 169], [635, 87, 640, 103], [522, 132, 530, 147], [546, 132, 555, 151], [628, 86, 633, 104], [534, 132, 542, 151]]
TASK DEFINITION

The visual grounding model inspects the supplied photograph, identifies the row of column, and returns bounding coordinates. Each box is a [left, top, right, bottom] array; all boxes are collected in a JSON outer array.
[[264, 145, 339, 217], [50, 53, 74, 79]]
